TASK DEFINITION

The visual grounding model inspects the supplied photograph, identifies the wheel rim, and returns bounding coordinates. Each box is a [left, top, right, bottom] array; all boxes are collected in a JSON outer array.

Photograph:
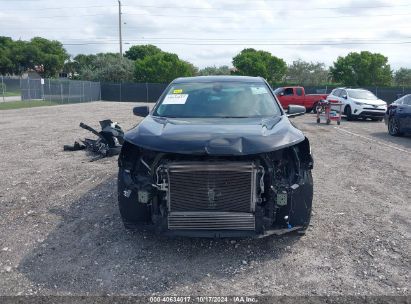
[[389, 117, 398, 134], [345, 106, 351, 117]]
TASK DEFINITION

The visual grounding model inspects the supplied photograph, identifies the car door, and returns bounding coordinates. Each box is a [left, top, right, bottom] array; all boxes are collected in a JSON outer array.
[[294, 87, 304, 107], [280, 87, 295, 109], [329, 89, 342, 112], [339, 89, 348, 106]]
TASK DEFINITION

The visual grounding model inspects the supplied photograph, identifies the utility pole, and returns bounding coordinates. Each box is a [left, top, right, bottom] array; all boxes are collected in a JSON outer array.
[[118, 0, 123, 57]]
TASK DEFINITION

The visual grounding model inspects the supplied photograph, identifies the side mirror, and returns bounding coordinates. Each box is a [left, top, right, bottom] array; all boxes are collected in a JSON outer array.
[[279, 92, 284, 96], [342, 94, 347, 99], [133, 106, 149, 117], [287, 105, 306, 117]]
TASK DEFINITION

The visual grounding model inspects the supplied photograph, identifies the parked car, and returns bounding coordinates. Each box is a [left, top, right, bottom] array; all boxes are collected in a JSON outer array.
[[273, 86, 328, 113], [327, 88, 387, 121], [384, 94, 411, 136], [118, 76, 314, 238]]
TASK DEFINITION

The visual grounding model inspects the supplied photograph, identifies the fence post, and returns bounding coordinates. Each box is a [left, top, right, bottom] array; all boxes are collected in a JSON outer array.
[[1, 75, 5, 102], [41, 78, 44, 100], [28, 77, 31, 101], [119, 83, 122, 102], [48, 79, 50, 102], [146, 82, 149, 102], [60, 83, 63, 103], [81, 81, 85, 102], [68, 80, 71, 103]]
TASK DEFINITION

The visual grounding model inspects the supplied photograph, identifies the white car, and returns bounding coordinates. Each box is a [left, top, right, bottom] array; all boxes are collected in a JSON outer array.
[[327, 88, 387, 121]]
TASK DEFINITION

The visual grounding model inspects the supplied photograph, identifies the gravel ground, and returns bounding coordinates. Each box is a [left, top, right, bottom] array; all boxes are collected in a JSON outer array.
[[0, 101, 410, 296]]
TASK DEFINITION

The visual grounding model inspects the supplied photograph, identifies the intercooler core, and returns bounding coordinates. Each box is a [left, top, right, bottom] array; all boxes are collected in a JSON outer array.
[[164, 162, 258, 230]]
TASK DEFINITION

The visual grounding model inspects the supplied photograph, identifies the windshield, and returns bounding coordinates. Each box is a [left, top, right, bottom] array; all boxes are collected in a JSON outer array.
[[347, 89, 378, 100], [153, 81, 281, 118]]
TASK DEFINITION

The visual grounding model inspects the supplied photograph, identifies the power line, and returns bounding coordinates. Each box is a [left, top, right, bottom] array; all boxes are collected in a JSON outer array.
[[4, 24, 411, 31], [59, 36, 411, 42], [30, 13, 112, 19], [123, 3, 411, 11], [62, 41, 411, 46], [2, 5, 115, 11], [2, 2, 410, 12], [122, 12, 411, 19], [1, 10, 410, 20]]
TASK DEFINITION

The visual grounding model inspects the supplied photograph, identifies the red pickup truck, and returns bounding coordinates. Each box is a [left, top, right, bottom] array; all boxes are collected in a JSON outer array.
[[273, 86, 328, 113]]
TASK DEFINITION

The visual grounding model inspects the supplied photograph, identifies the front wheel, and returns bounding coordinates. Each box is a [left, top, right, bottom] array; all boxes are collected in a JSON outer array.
[[388, 116, 402, 136], [344, 105, 354, 121]]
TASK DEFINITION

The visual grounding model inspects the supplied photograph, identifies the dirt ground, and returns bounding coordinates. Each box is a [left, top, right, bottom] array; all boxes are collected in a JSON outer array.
[[0, 101, 410, 296]]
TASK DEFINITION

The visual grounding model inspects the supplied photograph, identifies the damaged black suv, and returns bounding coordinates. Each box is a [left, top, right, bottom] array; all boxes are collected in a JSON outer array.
[[118, 76, 313, 237]]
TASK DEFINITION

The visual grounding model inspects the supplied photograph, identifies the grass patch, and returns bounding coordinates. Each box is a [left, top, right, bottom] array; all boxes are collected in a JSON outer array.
[[0, 100, 59, 110]]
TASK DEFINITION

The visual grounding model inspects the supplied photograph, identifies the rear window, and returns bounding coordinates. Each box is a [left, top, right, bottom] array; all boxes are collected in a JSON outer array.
[[403, 95, 411, 105]]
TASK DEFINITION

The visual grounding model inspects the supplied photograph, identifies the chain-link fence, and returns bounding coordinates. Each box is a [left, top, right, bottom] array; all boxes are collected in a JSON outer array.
[[100, 82, 410, 104], [20, 78, 100, 103], [1, 75, 101, 103], [101, 82, 168, 102], [0, 76, 21, 102], [3, 75, 410, 105]]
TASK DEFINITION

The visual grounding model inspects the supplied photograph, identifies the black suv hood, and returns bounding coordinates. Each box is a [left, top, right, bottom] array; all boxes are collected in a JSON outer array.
[[124, 115, 305, 155]]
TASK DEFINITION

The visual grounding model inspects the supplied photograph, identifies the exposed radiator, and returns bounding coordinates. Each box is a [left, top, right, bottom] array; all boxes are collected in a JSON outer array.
[[165, 162, 258, 213], [168, 212, 255, 230]]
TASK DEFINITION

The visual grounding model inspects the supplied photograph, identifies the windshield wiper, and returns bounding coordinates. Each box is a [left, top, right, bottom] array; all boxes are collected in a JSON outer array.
[[219, 116, 250, 118]]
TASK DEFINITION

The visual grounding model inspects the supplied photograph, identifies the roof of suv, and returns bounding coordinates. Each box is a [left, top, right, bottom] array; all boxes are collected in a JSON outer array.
[[173, 76, 264, 83]]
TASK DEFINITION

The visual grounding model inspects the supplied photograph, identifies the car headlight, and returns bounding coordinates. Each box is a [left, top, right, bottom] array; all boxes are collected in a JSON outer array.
[[354, 101, 365, 105]]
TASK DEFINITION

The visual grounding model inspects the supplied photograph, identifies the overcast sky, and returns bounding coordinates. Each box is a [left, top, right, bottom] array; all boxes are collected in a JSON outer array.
[[1, 0, 410, 69]]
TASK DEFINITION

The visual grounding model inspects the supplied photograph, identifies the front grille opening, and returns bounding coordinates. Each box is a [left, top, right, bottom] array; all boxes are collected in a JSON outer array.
[[166, 162, 257, 213]]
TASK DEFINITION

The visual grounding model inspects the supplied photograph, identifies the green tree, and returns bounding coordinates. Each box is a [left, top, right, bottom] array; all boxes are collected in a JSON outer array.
[[232, 48, 287, 82], [198, 65, 231, 76], [0, 36, 14, 74], [29, 37, 69, 77], [77, 53, 134, 82], [134, 52, 196, 83], [330, 51, 392, 86], [394, 68, 411, 86], [0, 36, 68, 77], [286, 59, 329, 85], [124, 44, 162, 61]]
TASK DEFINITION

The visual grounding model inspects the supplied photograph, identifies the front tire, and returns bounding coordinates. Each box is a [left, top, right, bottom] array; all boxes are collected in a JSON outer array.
[[344, 105, 354, 121], [388, 116, 402, 136], [118, 169, 151, 228]]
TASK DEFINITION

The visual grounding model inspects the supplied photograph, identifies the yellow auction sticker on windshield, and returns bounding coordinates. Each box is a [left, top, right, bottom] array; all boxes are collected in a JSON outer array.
[[173, 89, 183, 94], [163, 94, 189, 104]]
